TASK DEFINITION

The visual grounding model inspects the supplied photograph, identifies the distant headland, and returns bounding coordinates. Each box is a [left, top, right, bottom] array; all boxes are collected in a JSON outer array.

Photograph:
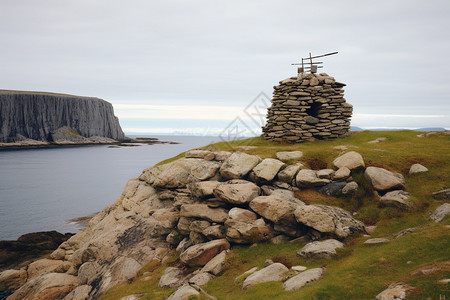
[[0, 90, 125, 149]]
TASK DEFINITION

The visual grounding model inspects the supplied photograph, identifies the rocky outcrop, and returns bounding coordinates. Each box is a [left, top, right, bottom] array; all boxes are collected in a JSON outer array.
[[4, 149, 377, 299], [263, 73, 352, 143], [0, 90, 125, 143]]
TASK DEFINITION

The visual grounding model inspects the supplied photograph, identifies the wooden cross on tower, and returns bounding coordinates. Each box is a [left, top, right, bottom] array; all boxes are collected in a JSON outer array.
[[292, 51, 338, 74]]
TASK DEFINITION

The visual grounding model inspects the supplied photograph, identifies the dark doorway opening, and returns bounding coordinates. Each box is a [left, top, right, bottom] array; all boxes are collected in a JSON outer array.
[[306, 102, 322, 117]]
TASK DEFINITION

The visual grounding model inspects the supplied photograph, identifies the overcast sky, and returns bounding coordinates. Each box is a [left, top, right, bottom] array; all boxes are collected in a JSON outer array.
[[1, 0, 449, 134]]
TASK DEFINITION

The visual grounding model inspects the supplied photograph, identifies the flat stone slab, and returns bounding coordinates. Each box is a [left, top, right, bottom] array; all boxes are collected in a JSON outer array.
[[242, 263, 289, 290], [276, 151, 303, 161], [180, 239, 230, 266], [375, 282, 413, 300], [432, 189, 450, 200], [379, 190, 414, 210], [430, 203, 450, 222], [364, 238, 390, 245], [297, 239, 344, 259], [283, 268, 324, 291]]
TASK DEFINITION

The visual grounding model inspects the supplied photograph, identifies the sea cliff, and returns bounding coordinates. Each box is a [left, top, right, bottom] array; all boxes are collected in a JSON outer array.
[[0, 90, 125, 144]]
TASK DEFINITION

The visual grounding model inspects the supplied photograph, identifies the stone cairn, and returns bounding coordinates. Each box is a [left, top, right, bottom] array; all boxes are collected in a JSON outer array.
[[263, 72, 353, 143]]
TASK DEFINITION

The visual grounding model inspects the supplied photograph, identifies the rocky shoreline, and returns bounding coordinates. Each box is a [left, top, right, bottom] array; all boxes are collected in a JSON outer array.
[[0, 137, 179, 150]]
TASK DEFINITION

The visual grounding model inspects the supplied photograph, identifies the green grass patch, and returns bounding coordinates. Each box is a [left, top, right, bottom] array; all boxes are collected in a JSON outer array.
[[101, 130, 449, 299]]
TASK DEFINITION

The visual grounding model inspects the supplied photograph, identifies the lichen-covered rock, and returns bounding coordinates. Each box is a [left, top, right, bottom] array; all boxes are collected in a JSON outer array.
[[242, 263, 289, 290], [297, 239, 344, 259], [430, 203, 450, 222], [318, 182, 347, 197], [190, 160, 221, 180], [219, 152, 261, 179], [364, 166, 406, 192], [180, 239, 230, 267], [294, 205, 366, 237], [375, 282, 413, 300], [62, 284, 92, 300], [379, 190, 414, 210], [432, 189, 450, 200], [342, 181, 359, 195], [283, 268, 324, 291], [213, 180, 260, 205]]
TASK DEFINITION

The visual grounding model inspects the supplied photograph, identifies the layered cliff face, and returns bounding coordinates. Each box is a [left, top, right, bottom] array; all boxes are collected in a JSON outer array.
[[0, 90, 125, 143]]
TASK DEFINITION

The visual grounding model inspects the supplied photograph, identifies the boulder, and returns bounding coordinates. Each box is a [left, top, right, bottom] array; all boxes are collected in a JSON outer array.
[[219, 152, 261, 179], [151, 207, 180, 237], [294, 205, 366, 238], [27, 259, 72, 280], [432, 189, 450, 200], [318, 182, 347, 197], [167, 284, 200, 300], [283, 268, 324, 291], [375, 282, 413, 300], [364, 167, 406, 192], [252, 158, 286, 182], [225, 217, 275, 244], [139, 158, 203, 188], [213, 180, 260, 205], [296, 169, 330, 188], [180, 204, 228, 223], [228, 207, 257, 222], [180, 239, 230, 266], [316, 169, 335, 179], [276, 151, 303, 161], [213, 151, 232, 161], [185, 149, 215, 160], [242, 263, 289, 290], [188, 181, 221, 198], [78, 261, 101, 285], [234, 267, 258, 284], [62, 284, 92, 300], [202, 225, 226, 240], [379, 190, 414, 210], [249, 196, 300, 229], [430, 203, 450, 222], [277, 164, 302, 184], [291, 265, 307, 272], [201, 250, 227, 275], [188, 272, 215, 286], [332, 151, 365, 170], [8, 273, 78, 300], [0, 269, 27, 291], [332, 167, 351, 180], [409, 163, 428, 175], [342, 181, 359, 195], [159, 267, 187, 288], [297, 239, 344, 259], [364, 238, 389, 245], [190, 161, 221, 180]]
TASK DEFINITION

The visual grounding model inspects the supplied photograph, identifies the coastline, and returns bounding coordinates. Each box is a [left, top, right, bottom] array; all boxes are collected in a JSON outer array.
[[0, 137, 179, 150]]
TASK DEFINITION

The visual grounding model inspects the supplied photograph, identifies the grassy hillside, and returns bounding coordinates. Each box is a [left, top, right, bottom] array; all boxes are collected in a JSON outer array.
[[101, 130, 450, 299]]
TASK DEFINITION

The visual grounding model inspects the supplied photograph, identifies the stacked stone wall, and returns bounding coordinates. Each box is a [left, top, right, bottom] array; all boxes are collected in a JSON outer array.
[[263, 73, 352, 143]]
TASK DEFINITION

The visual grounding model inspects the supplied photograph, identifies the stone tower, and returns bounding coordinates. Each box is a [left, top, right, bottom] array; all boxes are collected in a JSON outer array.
[[262, 72, 352, 143]]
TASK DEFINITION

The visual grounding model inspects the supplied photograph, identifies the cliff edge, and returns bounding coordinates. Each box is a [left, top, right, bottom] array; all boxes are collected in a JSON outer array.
[[0, 90, 125, 143]]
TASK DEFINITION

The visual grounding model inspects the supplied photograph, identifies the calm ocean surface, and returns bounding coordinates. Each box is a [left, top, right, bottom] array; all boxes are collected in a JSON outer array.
[[0, 136, 224, 240]]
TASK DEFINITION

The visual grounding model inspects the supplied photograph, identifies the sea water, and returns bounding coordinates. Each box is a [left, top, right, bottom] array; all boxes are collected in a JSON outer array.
[[0, 136, 223, 240]]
